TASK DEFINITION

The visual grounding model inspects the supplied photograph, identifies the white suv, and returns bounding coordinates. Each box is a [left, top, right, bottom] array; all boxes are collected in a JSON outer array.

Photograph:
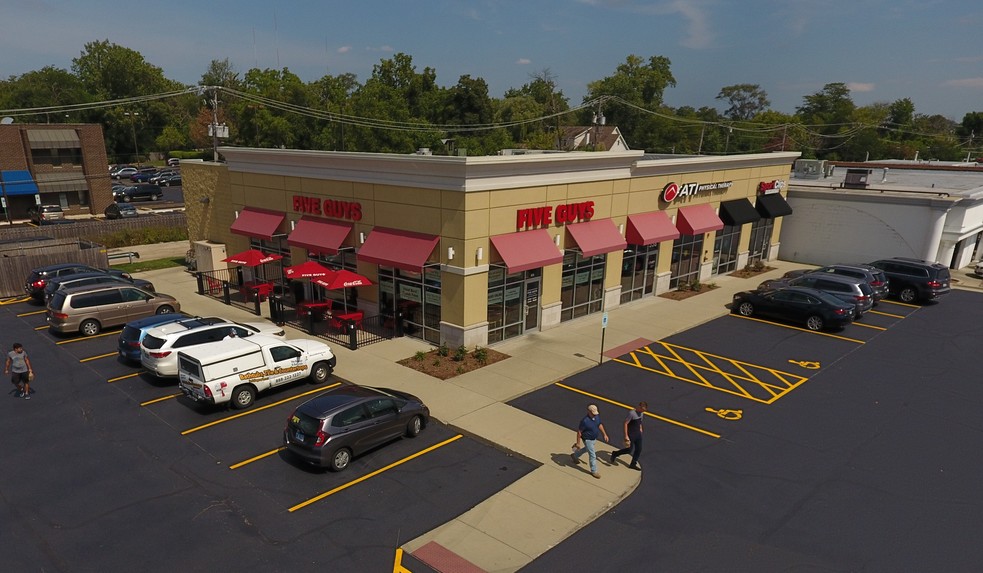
[[140, 316, 286, 378]]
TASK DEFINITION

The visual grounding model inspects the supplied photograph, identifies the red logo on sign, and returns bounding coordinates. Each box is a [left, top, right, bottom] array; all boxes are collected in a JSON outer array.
[[662, 182, 679, 203]]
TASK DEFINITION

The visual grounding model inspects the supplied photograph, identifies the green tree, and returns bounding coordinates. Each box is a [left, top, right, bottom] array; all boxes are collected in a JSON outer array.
[[716, 84, 770, 121], [795, 83, 857, 159], [585, 55, 676, 149]]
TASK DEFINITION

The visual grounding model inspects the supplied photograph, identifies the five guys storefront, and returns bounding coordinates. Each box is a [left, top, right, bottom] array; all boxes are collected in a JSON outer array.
[[185, 149, 797, 348]]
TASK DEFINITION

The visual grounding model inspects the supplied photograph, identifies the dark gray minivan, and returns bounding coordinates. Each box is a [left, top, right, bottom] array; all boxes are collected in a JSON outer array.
[[47, 283, 180, 336]]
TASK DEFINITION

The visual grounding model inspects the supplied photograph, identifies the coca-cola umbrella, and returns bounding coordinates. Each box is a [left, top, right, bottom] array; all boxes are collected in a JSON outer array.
[[222, 249, 283, 267], [312, 269, 373, 312], [283, 260, 332, 279]]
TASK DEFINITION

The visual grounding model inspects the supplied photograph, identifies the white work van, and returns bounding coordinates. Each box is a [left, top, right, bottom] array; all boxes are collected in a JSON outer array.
[[177, 334, 336, 409]]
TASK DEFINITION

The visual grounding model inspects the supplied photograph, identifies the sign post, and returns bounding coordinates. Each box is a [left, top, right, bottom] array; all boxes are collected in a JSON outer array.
[[599, 312, 608, 364]]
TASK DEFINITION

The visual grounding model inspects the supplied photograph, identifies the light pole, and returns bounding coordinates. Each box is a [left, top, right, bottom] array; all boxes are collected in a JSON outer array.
[[124, 112, 140, 161]]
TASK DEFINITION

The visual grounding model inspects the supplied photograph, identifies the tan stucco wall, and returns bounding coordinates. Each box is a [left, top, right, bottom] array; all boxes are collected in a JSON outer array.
[[191, 149, 796, 345]]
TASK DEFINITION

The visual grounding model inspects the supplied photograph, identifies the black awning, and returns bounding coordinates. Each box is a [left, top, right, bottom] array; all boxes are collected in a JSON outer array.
[[718, 199, 761, 226], [756, 193, 793, 219]]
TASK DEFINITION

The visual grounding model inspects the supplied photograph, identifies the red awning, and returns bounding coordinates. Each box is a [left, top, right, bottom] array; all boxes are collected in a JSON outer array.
[[566, 219, 627, 257], [490, 229, 563, 273], [357, 228, 440, 272], [676, 204, 724, 235], [287, 216, 352, 255], [230, 208, 285, 240], [626, 212, 680, 245]]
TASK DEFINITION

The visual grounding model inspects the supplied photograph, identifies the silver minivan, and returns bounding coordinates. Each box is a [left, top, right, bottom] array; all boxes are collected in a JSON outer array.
[[47, 283, 181, 336]]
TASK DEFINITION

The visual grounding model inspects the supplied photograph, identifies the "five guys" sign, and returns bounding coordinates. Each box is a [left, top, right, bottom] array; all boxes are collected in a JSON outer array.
[[516, 201, 595, 230]]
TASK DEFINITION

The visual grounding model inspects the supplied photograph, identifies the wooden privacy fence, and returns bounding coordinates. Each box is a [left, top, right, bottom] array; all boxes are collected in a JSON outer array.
[[0, 212, 186, 243], [0, 213, 186, 299], [0, 238, 108, 299]]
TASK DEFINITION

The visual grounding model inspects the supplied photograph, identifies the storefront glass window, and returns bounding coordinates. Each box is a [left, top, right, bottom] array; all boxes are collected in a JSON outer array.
[[378, 265, 441, 344], [748, 218, 774, 263], [560, 251, 605, 322], [620, 243, 659, 304], [487, 266, 539, 344], [712, 224, 740, 275], [248, 237, 290, 290], [670, 234, 703, 289], [310, 248, 358, 308]]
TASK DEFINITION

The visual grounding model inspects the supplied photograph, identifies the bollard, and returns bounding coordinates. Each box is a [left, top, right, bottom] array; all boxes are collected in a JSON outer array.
[[195, 272, 204, 295], [347, 320, 358, 351], [395, 311, 404, 338], [253, 292, 261, 315], [270, 295, 284, 326], [222, 281, 231, 305]]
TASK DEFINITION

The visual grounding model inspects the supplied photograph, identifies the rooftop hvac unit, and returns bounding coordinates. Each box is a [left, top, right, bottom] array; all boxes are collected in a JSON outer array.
[[793, 159, 827, 179]]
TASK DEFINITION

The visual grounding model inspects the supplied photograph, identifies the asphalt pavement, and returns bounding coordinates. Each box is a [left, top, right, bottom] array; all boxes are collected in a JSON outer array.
[[108, 242, 983, 572]]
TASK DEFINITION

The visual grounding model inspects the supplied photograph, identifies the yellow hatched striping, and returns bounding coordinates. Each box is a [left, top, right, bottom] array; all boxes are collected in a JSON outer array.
[[612, 341, 809, 404]]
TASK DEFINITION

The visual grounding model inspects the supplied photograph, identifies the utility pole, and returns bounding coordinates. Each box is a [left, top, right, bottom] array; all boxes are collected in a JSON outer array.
[[211, 87, 220, 162]]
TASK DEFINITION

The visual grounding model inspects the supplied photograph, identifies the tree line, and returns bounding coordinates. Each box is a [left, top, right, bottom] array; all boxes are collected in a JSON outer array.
[[2, 40, 981, 165]]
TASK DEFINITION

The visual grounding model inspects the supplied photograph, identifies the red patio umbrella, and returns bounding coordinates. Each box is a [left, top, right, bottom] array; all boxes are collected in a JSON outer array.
[[222, 249, 283, 267], [283, 260, 332, 278], [311, 269, 373, 290], [312, 269, 373, 312]]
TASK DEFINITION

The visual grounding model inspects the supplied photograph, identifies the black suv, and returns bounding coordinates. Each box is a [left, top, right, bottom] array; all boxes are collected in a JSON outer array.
[[24, 263, 132, 301], [114, 184, 162, 202], [869, 257, 951, 303]]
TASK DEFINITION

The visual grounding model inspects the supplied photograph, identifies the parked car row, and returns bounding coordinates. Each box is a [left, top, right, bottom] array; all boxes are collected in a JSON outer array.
[[113, 184, 163, 202], [733, 257, 950, 331], [109, 164, 181, 186], [27, 258, 428, 473]]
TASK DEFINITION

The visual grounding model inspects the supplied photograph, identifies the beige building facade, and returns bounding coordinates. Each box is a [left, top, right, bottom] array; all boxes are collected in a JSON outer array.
[[183, 149, 798, 347]]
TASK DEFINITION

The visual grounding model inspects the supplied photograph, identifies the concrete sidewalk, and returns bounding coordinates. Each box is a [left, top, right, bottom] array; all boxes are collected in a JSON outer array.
[[121, 244, 983, 572]]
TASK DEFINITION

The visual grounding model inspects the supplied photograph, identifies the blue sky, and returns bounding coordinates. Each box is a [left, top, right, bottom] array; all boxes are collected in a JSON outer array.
[[3, 0, 982, 120]]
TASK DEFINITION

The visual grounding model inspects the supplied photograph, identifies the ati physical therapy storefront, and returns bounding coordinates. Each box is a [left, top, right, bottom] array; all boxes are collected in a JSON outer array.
[[185, 149, 797, 347]]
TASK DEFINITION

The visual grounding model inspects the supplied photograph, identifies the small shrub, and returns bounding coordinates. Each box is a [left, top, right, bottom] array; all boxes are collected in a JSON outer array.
[[689, 279, 702, 292], [414, 351, 427, 362], [432, 357, 441, 367], [472, 346, 488, 364], [453, 345, 468, 362], [456, 365, 466, 374], [437, 343, 450, 357]]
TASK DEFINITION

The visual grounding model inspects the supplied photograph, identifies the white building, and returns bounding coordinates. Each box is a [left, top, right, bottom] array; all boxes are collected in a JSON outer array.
[[781, 161, 983, 269]]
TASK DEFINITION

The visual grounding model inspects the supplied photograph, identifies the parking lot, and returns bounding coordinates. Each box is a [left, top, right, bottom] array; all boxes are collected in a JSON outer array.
[[511, 289, 983, 571], [0, 297, 533, 572]]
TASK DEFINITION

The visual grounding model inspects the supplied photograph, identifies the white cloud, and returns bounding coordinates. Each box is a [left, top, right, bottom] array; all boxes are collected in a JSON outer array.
[[337, 46, 351, 54], [847, 82, 876, 93], [365, 45, 394, 53], [516, 58, 531, 65], [943, 77, 983, 88]]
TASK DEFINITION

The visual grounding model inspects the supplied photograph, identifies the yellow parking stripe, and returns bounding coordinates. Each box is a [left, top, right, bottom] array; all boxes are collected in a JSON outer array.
[[81, 352, 118, 363], [852, 321, 887, 331], [181, 382, 342, 436], [879, 299, 920, 309], [35, 325, 49, 330], [289, 435, 463, 512], [869, 309, 905, 318], [56, 330, 122, 345], [140, 393, 182, 406], [1, 296, 30, 305], [555, 381, 720, 439], [108, 372, 142, 383], [230, 447, 286, 470], [17, 309, 46, 317], [729, 314, 865, 344]]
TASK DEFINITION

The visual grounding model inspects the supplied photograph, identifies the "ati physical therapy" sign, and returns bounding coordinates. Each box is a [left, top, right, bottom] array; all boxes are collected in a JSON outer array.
[[662, 181, 733, 203]]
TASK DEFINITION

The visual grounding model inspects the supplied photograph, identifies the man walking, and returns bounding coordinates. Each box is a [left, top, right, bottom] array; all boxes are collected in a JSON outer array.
[[4, 343, 34, 399], [610, 401, 647, 470], [572, 404, 609, 479]]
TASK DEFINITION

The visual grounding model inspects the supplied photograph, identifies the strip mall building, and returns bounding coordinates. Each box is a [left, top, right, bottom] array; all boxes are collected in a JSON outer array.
[[183, 149, 798, 347]]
